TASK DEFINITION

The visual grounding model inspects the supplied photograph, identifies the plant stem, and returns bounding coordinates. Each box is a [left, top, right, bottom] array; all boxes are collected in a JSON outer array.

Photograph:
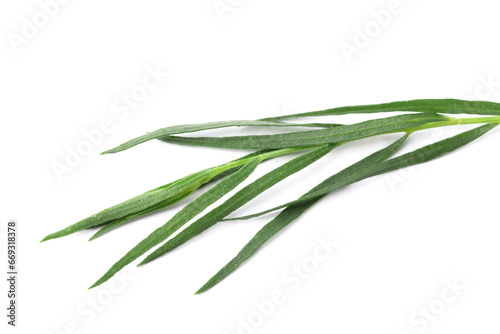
[[405, 116, 500, 134]]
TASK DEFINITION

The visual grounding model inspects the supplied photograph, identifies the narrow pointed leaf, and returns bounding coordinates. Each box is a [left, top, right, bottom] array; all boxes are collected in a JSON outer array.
[[101, 120, 341, 155], [196, 124, 496, 293], [196, 200, 320, 294], [365, 123, 498, 177], [42, 148, 302, 242], [157, 113, 449, 150], [139, 144, 337, 266], [88, 189, 195, 241], [261, 99, 500, 120], [41, 169, 218, 242]]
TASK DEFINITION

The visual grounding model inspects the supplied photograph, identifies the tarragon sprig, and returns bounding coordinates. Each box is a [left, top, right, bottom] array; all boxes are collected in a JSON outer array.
[[41, 99, 500, 294]]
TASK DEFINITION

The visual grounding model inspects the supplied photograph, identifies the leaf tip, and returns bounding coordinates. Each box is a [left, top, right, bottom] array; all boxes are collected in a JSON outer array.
[[138, 254, 155, 266], [40, 234, 53, 242], [88, 279, 103, 290]]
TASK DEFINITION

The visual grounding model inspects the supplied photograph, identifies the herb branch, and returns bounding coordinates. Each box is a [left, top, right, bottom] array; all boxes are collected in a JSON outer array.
[[42, 99, 500, 294]]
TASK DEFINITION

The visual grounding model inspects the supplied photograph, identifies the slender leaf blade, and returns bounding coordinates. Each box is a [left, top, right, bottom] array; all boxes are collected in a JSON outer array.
[[261, 99, 500, 120], [42, 146, 310, 242], [196, 199, 320, 294], [101, 120, 340, 154], [366, 123, 498, 177], [158, 114, 449, 150], [88, 189, 195, 241], [41, 169, 218, 242]]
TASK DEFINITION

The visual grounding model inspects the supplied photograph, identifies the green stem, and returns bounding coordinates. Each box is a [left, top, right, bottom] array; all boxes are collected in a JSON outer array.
[[405, 116, 500, 134]]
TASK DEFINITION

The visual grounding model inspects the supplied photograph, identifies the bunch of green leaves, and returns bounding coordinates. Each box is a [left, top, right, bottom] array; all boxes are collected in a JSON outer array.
[[42, 99, 500, 293]]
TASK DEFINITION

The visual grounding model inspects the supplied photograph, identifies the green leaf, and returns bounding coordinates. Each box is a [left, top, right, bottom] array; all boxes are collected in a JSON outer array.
[[158, 113, 449, 150], [100, 100, 500, 154], [261, 99, 500, 120], [88, 189, 195, 241], [138, 144, 337, 266], [41, 147, 306, 242], [365, 123, 498, 177], [41, 169, 218, 242], [101, 120, 341, 155], [196, 200, 320, 294], [195, 124, 496, 293], [89, 157, 262, 289]]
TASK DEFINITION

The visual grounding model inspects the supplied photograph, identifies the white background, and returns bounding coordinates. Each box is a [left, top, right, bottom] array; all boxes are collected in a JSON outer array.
[[2, 0, 500, 333]]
